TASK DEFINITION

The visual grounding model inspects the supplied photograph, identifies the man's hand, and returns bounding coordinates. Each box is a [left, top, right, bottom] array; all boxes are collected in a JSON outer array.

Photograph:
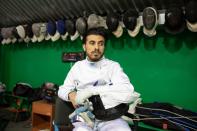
[[68, 91, 78, 108], [75, 88, 98, 105]]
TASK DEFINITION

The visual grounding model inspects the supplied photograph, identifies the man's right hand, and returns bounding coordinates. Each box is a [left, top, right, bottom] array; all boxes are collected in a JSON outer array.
[[68, 91, 78, 108], [75, 88, 98, 105]]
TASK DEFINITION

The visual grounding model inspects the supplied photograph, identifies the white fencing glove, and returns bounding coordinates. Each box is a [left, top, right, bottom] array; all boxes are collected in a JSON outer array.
[[75, 87, 99, 105]]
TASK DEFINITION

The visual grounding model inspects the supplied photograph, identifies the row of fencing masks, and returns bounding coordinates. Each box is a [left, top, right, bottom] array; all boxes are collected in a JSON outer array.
[[185, 0, 197, 32], [123, 9, 141, 37], [1, 4, 196, 44], [0, 18, 87, 44], [143, 7, 158, 37], [32, 20, 79, 42]]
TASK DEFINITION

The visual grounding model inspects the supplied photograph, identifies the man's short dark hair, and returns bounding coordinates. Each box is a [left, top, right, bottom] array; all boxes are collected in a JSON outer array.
[[82, 27, 108, 44]]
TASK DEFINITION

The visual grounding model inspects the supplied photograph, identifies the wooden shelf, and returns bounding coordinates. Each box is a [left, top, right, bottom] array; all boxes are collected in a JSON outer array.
[[32, 100, 55, 131]]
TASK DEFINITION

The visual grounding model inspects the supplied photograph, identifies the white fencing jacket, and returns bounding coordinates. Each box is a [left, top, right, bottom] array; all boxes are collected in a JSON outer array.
[[58, 57, 139, 109]]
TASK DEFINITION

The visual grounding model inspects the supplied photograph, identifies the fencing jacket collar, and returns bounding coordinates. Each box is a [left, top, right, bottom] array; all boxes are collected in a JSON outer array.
[[85, 56, 106, 69]]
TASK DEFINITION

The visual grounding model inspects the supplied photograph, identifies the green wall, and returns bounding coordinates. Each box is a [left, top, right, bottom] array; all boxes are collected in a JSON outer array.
[[0, 30, 197, 111]]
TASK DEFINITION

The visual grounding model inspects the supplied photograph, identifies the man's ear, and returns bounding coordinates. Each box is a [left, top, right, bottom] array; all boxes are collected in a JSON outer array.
[[82, 44, 86, 51]]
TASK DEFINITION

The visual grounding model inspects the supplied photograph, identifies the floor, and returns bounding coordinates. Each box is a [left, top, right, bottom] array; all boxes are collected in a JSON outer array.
[[4, 119, 32, 131], [3, 120, 158, 131]]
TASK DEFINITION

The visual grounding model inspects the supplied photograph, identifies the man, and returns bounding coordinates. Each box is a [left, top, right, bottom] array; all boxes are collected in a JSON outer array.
[[58, 27, 138, 131]]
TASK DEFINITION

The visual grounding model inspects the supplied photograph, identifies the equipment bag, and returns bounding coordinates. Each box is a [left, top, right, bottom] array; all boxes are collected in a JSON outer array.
[[13, 82, 33, 97], [41, 82, 59, 103], [136, 102, 197, 131]]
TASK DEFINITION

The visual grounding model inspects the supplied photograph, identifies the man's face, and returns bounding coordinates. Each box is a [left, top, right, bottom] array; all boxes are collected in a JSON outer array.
[[83, 34, 105, 62]]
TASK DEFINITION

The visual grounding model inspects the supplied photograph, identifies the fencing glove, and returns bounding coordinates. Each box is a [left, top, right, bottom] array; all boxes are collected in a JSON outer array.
[[75, 87, 99, 105], [75, 79, 108, 105]]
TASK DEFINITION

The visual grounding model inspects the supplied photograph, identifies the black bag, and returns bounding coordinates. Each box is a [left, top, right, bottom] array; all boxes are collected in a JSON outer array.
[[13, 83, 33, 97], [41, 82, 59, 103], [28, 88, 43, 102], [136, 102, 197, 131], [13, 83, 43, 103]]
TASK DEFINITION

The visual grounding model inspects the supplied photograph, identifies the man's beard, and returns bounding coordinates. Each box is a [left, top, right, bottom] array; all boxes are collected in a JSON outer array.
[[87, 51, 104, 62]]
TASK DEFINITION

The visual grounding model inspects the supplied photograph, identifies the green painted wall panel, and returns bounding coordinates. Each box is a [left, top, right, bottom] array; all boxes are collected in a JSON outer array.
[[0, 30, 197, 111]]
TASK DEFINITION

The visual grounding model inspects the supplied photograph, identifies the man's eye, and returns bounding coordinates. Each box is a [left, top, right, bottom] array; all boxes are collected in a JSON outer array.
[[98, 41, 104, 46], [89, 41, 95, 45]]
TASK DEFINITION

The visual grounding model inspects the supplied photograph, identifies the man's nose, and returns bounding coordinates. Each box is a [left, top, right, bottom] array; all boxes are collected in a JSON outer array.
[[94, 43, 99, 49]]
